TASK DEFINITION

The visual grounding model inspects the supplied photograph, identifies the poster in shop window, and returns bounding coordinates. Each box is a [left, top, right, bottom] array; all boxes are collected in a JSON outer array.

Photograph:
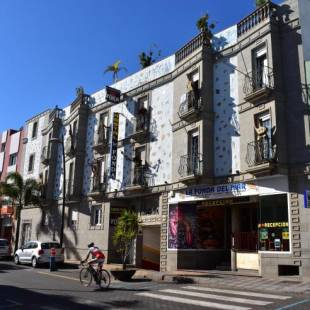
[[168, 204, 224, 249]]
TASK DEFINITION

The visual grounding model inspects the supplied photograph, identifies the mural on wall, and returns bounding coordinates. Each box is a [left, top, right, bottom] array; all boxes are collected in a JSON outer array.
[[213, 55, 240, 177]]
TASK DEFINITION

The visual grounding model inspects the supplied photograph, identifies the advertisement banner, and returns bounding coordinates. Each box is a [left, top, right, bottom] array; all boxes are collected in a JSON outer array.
[[110, 112, 119, 179]]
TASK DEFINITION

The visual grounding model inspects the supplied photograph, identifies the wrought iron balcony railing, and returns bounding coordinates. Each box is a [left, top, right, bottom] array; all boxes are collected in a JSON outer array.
[[179, 91, 202, 120], [41, 146, 50, 165], [128, 165, 154, 188], [243, 67, 274, 102], [133, 112, 150, 133], [246, 138, 273, 167], [91, 176, 108, 193], [93, 126, 110, 153], [178, 153, 203, 178]]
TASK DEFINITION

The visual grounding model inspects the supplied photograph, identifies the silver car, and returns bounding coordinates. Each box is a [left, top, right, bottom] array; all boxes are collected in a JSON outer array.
[[0, 239, 10, 259], [14, 241, 64, 268]]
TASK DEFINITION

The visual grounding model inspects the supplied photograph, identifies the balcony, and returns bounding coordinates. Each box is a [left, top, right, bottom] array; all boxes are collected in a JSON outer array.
[[126, 165, 154, 190], [41, 146, 50, 166], [237, 1, 277, 37], [93, 126, 110, 154], [243, 67, 274, 104], [179, 92, 202, 121], [245, 138, 276, 175], [130, 111, 150, 142], [88, 176, 108, 198], [64, 136, 76, 157], [178, 153, 203, 183]]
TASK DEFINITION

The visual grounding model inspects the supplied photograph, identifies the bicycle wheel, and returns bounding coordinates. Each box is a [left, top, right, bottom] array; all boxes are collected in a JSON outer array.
[[99, 269, 111, 289], [80, 267, 92, 287]]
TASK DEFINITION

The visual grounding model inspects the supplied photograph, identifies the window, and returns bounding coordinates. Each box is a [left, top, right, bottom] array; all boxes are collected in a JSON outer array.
[[72, 120, 78, 138], [97, 113, 109, 143], [253, 47, 268, 89], [254, 112, 272, 161], [32, 121, 38, 139], [69, 209, 78, 229], [9, 153, 17, 166], [91, 205, 102, 226], [133, 146, 146, 185], [28, 154, 35, 172], [258, 194, 290, 252], [1, 143, 5, 152], [67, 162, 74, 195]]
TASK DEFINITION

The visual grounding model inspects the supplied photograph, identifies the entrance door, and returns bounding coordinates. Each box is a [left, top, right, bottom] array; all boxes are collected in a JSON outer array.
[[141, 226, 160, 271]]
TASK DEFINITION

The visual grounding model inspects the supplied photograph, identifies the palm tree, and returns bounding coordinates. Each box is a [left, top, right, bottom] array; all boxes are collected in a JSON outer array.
[[104, 60, 127, 83], [256, 0, 268, 7], [196, 13, 215, 47], [112, 209, 139, 270], [0, 172, 40, 252]]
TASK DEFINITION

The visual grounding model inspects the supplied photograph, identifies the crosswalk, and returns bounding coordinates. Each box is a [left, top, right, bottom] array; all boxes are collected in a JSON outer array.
[[137, 285, 292, 309]]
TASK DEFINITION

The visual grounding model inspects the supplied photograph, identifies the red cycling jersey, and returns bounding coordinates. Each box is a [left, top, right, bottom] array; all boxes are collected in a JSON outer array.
[[89, 246, 105, 259]]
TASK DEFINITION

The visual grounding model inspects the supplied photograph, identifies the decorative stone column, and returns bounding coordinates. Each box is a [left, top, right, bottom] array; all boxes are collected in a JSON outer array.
[[160, 191, 169, 272]]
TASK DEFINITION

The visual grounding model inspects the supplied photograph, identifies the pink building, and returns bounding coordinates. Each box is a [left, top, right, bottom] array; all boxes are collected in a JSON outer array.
[[0, 128, 24, 243]]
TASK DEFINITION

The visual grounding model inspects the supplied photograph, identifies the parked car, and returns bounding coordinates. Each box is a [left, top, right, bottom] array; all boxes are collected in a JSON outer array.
[[14, 241, 64, 268], [0, 239, 11, 259]]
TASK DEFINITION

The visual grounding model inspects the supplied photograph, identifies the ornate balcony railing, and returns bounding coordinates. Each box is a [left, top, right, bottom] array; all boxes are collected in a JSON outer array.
[[93, 126, 110, 153], [64, 136, 76, 156], [133, 112, 149, 133], [243, 67, 274, 102], [91, 176, 108, 193], [41, 146, 50, 165], [175, 32, 205, 64], [178, 153, 203, 178], [246, 138, 273, 167], [179, 92, 202, 120], [49, 107, 63, 123], [237, 1, 277, 37], [129, 165, 154, 188]]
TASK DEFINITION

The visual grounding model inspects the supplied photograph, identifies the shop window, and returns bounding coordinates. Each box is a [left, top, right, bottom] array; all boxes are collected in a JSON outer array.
[[258, 194, 290, 252], [168, 204, 225, 250]]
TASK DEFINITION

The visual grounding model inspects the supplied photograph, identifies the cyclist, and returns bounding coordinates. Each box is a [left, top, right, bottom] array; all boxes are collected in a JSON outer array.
[[81, 243, 105, 283]]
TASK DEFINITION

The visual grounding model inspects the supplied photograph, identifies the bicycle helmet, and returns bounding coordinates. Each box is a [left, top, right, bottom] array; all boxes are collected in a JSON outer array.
[[88, 242, 94, 248]]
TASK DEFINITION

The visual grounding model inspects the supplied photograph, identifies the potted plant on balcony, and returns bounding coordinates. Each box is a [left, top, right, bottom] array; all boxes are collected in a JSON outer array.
[[110, 209, 139, 281], [196, 12, 215, 47]]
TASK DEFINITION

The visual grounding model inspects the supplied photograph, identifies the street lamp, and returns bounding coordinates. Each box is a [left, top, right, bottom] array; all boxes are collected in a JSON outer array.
[[50, 135, 66, 248]]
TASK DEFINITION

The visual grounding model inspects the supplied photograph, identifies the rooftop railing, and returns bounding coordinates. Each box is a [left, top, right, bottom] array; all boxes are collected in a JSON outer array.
[[237, 1, 277, 37]]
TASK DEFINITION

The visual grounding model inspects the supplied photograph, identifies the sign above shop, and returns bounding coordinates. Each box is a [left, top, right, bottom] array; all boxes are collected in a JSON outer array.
[[106, 86, 121, 104], [185, 183, 249, 197], [304, 190, 310, 208]]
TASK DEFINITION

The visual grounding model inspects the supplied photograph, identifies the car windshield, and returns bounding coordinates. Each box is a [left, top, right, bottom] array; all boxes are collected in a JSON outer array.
[[41, 242, 61, 249], [0, 240, 8, 246]]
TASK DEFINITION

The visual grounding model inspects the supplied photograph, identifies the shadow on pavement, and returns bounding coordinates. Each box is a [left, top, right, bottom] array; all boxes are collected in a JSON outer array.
[[0, 261, 29, 273], [0, 285, 142, 309]]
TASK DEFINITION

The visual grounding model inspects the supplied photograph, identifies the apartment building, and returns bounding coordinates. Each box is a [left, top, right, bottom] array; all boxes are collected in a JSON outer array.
[[0, 128, 24, 243], [17, 0, 310, 278]]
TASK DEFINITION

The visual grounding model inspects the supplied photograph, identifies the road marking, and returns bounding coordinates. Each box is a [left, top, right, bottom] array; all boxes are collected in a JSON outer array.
[[160, 289, 272, 306], [37, 271, 79, 282], [137, 292, 250, 310], [275, 299, 310, 310], [184, 286, 291, 300]]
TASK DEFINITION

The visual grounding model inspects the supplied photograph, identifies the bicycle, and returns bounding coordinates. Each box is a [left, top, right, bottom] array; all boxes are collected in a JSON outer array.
[[79, 262, 111, 289]]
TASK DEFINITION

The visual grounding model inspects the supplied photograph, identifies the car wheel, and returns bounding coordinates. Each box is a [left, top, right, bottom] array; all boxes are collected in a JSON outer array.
[[32, 257, 38, 268], [14, 255, 20, 265]]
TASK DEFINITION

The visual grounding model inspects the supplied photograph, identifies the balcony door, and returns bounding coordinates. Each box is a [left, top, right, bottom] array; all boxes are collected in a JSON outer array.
[[133, 146, 146, 185], [188, 130, 199, 175], [254, 47, 268, 89], [256, 113, 272, 160]]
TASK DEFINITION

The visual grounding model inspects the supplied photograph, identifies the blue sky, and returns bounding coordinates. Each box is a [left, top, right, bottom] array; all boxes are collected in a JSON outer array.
[[0, 0, 281, 132]]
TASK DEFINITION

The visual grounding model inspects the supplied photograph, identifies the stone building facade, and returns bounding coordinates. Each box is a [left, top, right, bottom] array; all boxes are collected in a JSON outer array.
[[16, 0, 310, 278]]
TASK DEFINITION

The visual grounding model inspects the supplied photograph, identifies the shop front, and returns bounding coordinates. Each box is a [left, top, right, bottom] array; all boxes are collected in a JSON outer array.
[[166, 177, 291, 273]]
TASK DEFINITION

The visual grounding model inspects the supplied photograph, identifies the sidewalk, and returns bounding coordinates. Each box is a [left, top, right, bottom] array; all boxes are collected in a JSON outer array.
[[65, 260, 310, 294]]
